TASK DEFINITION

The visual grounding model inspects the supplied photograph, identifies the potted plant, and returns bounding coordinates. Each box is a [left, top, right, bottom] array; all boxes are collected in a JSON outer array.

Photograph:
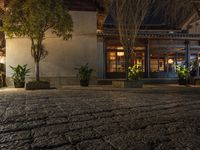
[[176, 65, 189, 85], [127, 64, 143, 88], [0, 71, 4, 88], [128, 64, 143, 80], [10, 64, 30, 88], [112, 64, 143, 88], [75, 63, 94, 87]]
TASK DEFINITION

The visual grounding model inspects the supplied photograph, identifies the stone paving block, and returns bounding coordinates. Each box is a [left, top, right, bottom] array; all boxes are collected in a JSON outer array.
[[76, 139, 114, 150], [170, 132, 200, 149], [25, 113, 47, 121], [68, 108, 99, 116], [104, 131, 137, 149], [94, 123, 127, 137], [112, 109, 131, 115], [65, 128, 101, 144], [0, 87, 200, 149], [68, 120, 102, 131], [93, 111, 115, 119], [96, 117, 117, 125], [0, 119, 46, 133], [0, 130, 31, 144], [50, 145, 76, 150], [2, 114, 26, 123], [31, 124, 70, 137], [31, 134, 69, 149], [0, 139, 31, 150], [68, 114, 95, 122], [46, 117, 69, 125], [0, 105, 6, 117]]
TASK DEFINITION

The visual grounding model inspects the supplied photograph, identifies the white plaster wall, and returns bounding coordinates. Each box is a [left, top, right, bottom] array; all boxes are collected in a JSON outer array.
[[6, 11, 97, 81]]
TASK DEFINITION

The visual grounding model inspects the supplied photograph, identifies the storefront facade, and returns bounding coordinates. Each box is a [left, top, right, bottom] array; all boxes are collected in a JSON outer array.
[[99, 29, 200, 79]]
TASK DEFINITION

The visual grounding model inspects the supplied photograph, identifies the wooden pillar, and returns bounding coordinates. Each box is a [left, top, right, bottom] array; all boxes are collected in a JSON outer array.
[[166, 54, 169, 73], [97, 35, 106, 79], [158, 52, 160, 72], [197, 54, 200, 77], [185, 40, 190, 67], [145, 39, 150, 78], [175, 52, 178, 65]]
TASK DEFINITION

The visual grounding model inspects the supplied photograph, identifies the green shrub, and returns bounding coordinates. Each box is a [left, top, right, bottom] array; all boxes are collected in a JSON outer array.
[[176, 65, 189, 79], [128, 64, 142, 80]]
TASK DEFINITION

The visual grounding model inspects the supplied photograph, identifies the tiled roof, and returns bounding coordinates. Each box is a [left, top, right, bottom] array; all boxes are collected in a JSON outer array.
[[104, 1, 194, 30], [101, 29, 200, 40]]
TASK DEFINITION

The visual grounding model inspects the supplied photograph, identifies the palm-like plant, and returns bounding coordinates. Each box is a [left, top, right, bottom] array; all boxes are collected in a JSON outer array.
[[75, 64, 94, 86], [75, 64, 93, 81], [10, 64, 30, 85]]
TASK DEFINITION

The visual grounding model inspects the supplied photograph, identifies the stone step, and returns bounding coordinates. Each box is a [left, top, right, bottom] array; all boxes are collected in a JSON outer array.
[[98, 78, 178, 85]]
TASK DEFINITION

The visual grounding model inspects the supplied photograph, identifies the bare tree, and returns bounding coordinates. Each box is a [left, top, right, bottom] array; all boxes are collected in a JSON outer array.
[[112, 0, 154, 80], [156, 0, 196, 26]]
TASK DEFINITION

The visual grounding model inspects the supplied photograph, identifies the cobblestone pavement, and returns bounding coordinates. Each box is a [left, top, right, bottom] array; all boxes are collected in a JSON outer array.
[[0, 85, 200, 150]]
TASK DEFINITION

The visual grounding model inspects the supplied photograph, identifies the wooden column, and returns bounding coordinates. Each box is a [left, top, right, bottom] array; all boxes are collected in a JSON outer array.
[[197, 54, 200, 77], [145, 39, 150, 78], [175, 52, 178, 65], [185, 40, 190, 67], [158, 52, 160, 72], [97, 35, 105, 79]]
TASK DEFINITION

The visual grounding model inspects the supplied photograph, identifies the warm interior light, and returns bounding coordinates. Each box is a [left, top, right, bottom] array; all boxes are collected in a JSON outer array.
[[117, 52, 124, 56], [168, 59, 174, 64], [134, 47, 145, 51], [117, 47, 124, 50], [96, 29, 103, 33], [110, 56, 115, 60]]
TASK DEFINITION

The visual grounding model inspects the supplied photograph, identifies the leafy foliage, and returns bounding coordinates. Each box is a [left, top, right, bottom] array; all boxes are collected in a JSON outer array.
[[1, 0, 73, 81], [189, 60, 198, 77], [176, 65, 189, 79], [10, 64, 30, 83], [128, 64, 142, 80], [75, 64, 94, 81], [1, 0, 73, 40]]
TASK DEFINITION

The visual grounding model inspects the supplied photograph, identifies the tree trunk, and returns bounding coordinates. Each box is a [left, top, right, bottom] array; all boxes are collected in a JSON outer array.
[[35, 61, 40, 82], [125, 49, 129, 81]]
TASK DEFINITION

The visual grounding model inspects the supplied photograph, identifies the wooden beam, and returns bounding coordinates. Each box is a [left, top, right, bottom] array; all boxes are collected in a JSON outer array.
[[192, 2, 200, 17]]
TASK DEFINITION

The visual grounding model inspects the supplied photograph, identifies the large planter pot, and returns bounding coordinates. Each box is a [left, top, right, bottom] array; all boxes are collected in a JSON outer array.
[[14, 82, 25, 88], [178, 78, 187, 85], [80, 80, 89, 87], [112, 80, 143, 88]]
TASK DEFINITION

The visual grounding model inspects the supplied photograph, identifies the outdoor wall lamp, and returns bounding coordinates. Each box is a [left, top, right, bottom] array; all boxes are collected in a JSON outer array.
[[168, 58, 174, 64], [0, 55, 5, 64]]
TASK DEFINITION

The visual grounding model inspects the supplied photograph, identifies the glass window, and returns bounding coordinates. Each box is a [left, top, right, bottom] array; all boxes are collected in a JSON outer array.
[[116, 52, 125, 72], [107, 52, 116, 72], [106, 52, 125, 73]]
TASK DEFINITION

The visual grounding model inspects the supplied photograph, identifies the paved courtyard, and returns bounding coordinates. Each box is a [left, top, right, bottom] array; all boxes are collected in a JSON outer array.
[[0, 85, 200, 150]]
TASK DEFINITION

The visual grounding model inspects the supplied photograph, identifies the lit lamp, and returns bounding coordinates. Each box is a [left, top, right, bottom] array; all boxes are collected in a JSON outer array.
[[168, 59, 174, 64], [117, 47, 124, 50], [110, 56, 115, 60], [0, 55, 5, 64], [117, 52, 124, 56]]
